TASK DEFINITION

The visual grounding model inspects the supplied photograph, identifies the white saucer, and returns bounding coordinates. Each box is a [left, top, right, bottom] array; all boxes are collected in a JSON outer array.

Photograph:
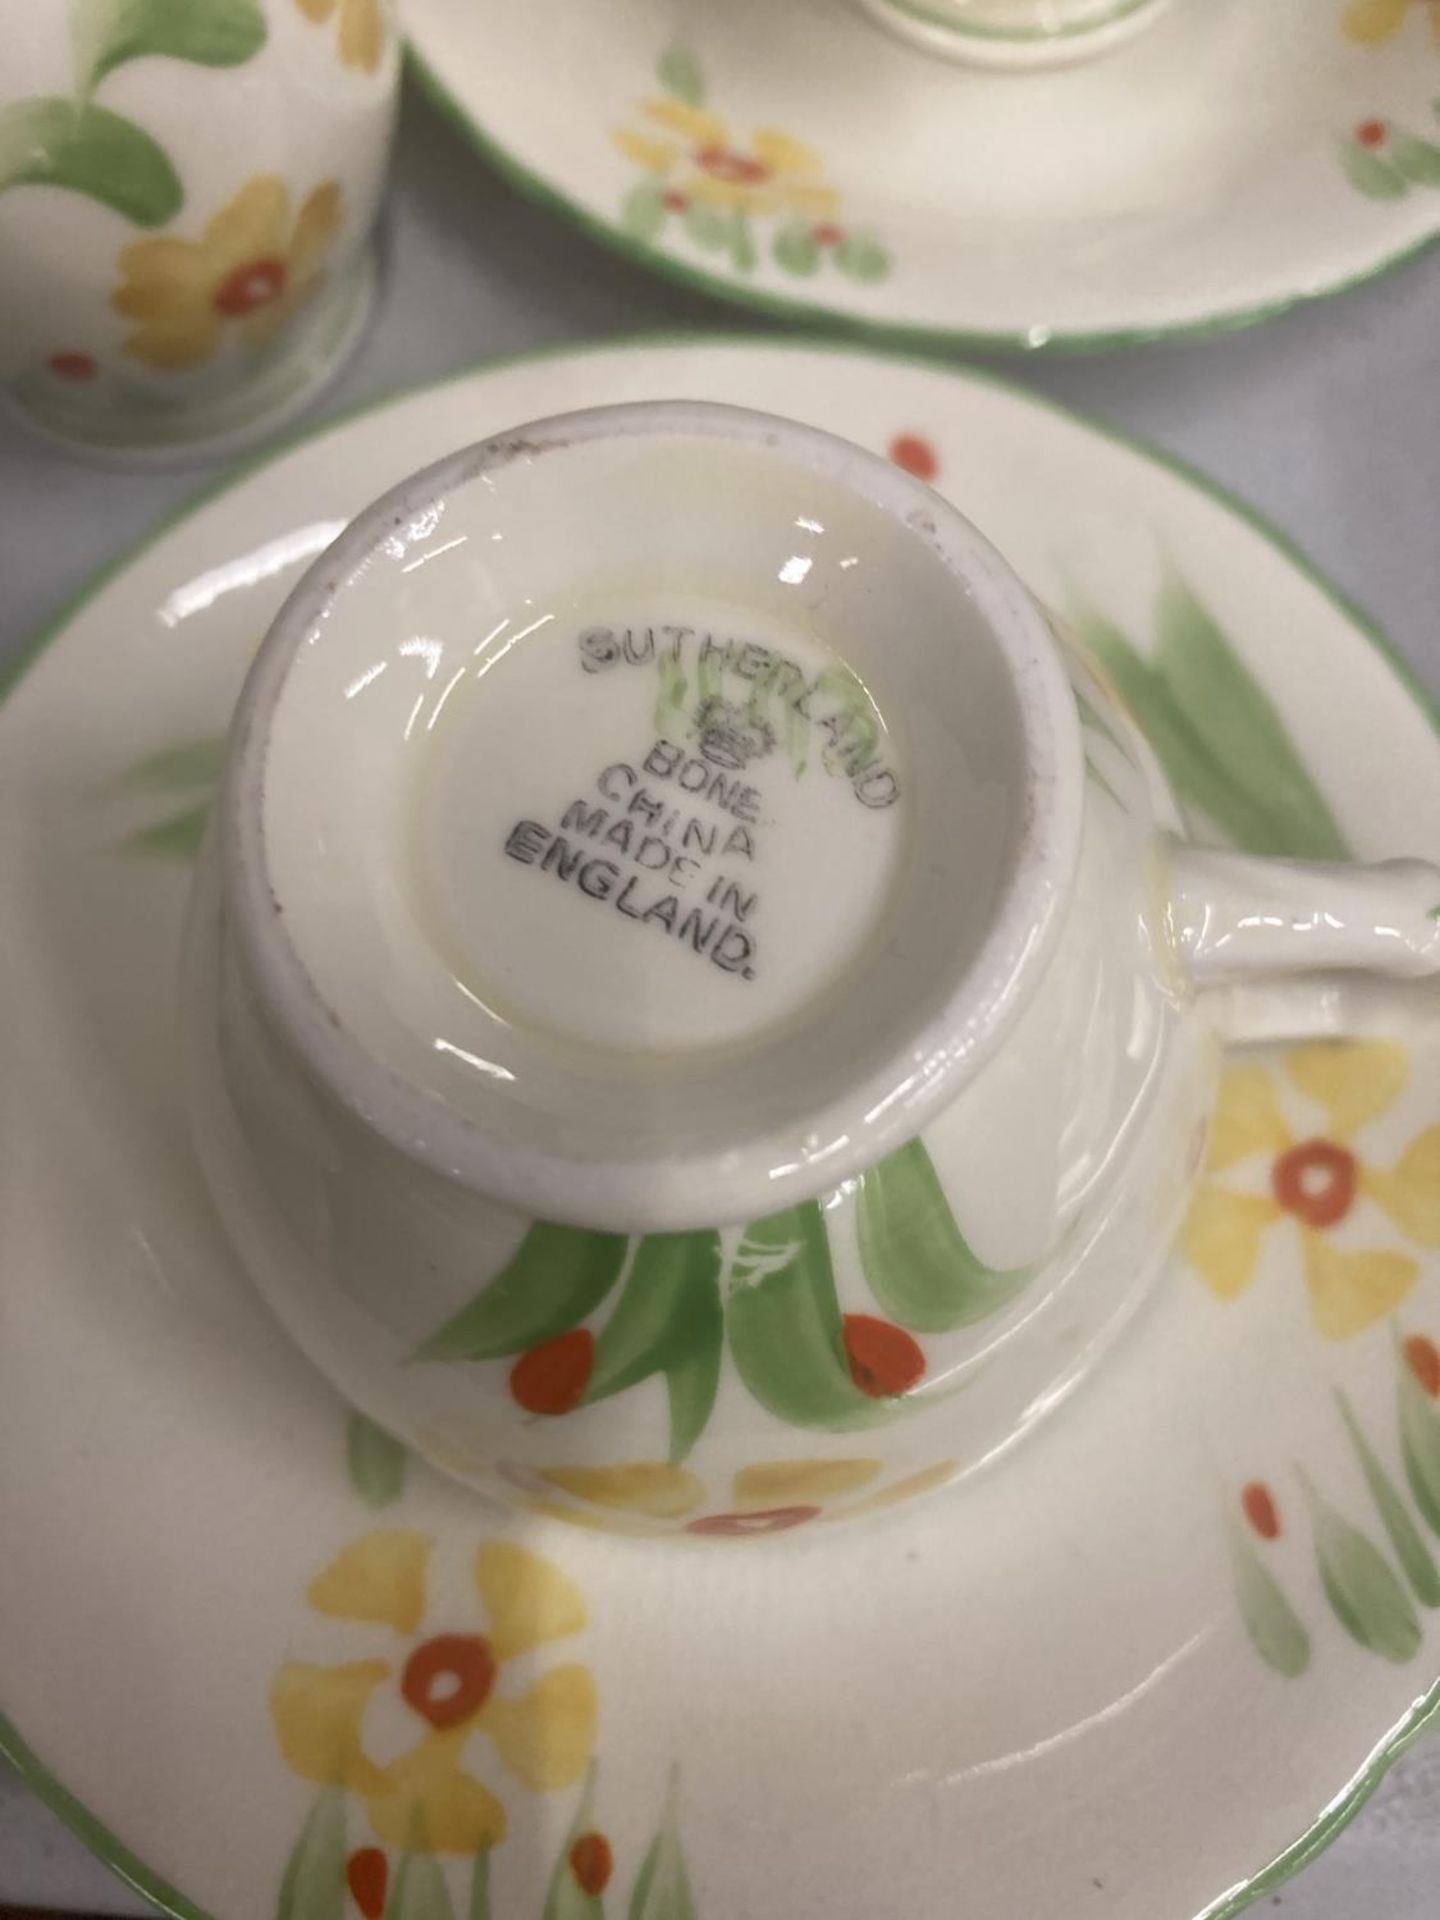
[[2, 338, 1439, 1920], [405, 0, 1440, 351]]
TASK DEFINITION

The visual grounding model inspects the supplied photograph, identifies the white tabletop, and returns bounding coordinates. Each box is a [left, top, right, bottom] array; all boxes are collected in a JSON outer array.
[[0, 76, 1436, 1920]]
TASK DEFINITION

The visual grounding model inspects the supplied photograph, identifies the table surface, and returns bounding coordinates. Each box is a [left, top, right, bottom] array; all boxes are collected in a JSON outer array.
[[1, 74, 1437, 1920]]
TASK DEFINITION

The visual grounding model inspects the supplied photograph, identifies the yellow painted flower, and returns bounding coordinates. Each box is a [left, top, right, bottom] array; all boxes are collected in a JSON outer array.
[[612, 97, 839, 219], [296, 0, 385, 72], [270, 1531, 596, 1853], [112, 176, 343, 371], [1341, 0, 1440, 47], [1183, 1042, 1439, 1339], [505, 1456, 958, 1536]]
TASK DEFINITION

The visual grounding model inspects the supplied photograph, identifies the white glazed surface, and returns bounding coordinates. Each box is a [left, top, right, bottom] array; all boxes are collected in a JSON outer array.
[[183, 400, 1439, 1524], [218, 404, 1082, 1225], [0, 1, 398, 452], [405, 0, 1440, 346], [3, 343, 1440, 1920], [179, 399, 1235, 1519]]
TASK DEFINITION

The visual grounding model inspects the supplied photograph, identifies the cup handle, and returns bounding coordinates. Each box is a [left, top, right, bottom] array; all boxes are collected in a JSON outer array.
[[1163, 838, 1440, 1045]]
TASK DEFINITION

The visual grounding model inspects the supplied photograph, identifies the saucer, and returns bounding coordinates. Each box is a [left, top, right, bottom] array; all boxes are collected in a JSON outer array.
[[2, 337, 1438, 1920], [405, 0, 1440, 351]]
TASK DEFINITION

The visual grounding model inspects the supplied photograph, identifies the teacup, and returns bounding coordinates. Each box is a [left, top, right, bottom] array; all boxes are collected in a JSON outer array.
[[183, 401, 1440, 1537], [854, 0, 1177, 68], [0, 0, 398, 456]]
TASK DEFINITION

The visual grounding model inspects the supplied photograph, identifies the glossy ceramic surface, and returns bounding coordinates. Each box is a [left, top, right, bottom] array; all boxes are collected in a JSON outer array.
[[2, 340, 1439, 1920], [0, 0, 399, 454], [856, 0, 1175, 70], [406, 0, 1440, 351], [184, 395, 1439, 1524]]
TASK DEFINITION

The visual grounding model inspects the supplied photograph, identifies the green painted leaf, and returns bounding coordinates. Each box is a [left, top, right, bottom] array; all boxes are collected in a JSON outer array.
[[727, 210, 756, 274], [1337, 1389, 1440, 1606], [1070, 601, 1344, 859], [414, 1224, 628, 1363], [75, 0, 267, 92], [834, 231, 889, 283], [120, 737, 226, 793], [1303, 1472, 1421, 1663], [1390, 131, 1440, 186], [467, 1852, 491, 1920], [122, 800, 210, 859], [630, 1770, 696, 1920], [1226, 1518, 1310, 1677], [1398, 1341, 1440, 1536], [347, 1413, 408, 1509], [277, 1787, 347, 1920], [1154, 575, 1349, 861], [385, 1850, 455, 1920], [621, 178, 668, 241], [663, 1325, 723, 1466], [727, 1203, 895, 1430], [656, 43, 704, 106], [1339, 139, 1408, 199], [0, 98, 180, 225], [683, 202, 730, 250], [1073, 685, 1126, 753], [543, 1763, 603, 1920], [654, 652, 689, 738], [1086, 758, 1126, 813], [855, 1138, 1029, 1333], [1069, 605, 1274, 849], [772, 221, 820, 276], [583, 1232, 723, 1461]]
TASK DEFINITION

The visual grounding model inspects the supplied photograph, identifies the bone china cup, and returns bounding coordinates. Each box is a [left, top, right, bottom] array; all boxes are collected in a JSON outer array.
[[182, 401, 1440, 1533]]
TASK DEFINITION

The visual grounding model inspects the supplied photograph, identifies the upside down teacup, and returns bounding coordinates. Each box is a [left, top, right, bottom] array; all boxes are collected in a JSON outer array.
[[182, 400, 1440, 1537]]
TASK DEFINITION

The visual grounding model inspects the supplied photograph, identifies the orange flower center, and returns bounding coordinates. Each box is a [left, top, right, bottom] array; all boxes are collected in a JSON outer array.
[[569, 1833, 614, 1896], [400, 1633, 496, 1729], [686, 1506, 820, 1536], [1271, 1138, 1356, 1230], [696, 146, 770, 185], [214, 257, 288, 317], [843, 1313, 926, 1398]]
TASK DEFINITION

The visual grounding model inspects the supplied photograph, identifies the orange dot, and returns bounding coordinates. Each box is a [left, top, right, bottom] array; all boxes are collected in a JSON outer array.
[[510, 1328, 595, 1415], [1356, 120, 1388, 149], [346, 1849, 387, 1920], [843, 1314, 926, 1398], [569, 1832, 614, 1896], [1241, 1481, 1280, 1541], [888, 433, 938, 482], [1405, 1334, 1440, 1399], [48, 351, 96, 382]]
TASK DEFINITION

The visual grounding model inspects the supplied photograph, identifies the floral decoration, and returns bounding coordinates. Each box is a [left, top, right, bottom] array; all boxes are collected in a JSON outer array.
[[611, 45, 889, 284], [112, 174, 343, 370], [499, 1455, 959, 1539], [1183, 1042, 1438, 1339], [1341, 0, 1440, 46], [270, 1531, 595, 1853], [295, 0, 386, 74]]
